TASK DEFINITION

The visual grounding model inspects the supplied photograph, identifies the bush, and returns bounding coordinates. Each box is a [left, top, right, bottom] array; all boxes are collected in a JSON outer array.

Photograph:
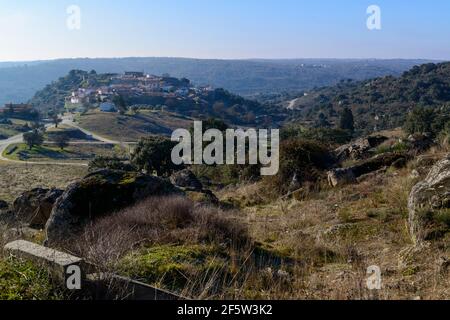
[[264, 138, 334, 195], [88, 156, 136, 172], [68, 196, 250, 269], [131, 136, 182, 176]]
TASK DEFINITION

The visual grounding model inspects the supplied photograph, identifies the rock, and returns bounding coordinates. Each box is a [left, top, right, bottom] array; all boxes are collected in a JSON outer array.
[[407, 133, 434, 155], [170, 169, 219, 205], [416, 155, 440, 168], [13, 188, 63, 228], [410, 170, 421, 179], [351, 153, 409, 177], [0, 200, 8, 210], [45, 170, 179, 245], [334, 135, 388, 162], [327, 168, 356, 187], [356, 167, 387, 183], [170, 169, 203, 191], [328, 152, 408, 187], [408, 154, 450, 243]]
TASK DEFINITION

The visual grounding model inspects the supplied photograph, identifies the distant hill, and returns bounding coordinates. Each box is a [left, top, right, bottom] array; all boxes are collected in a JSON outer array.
[[29, 70, 284, 127], [0, 57, 434, 106], [286, 62, 450, 134]]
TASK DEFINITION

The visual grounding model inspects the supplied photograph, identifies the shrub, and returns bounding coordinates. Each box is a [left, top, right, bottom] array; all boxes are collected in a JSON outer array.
[[88, 156, 136, 172], [131, 136, 182, 176], [68, 196, 250, 270], [264, 138, 334, 195]]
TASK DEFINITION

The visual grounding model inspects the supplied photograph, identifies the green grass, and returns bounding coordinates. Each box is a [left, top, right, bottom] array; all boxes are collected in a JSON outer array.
[[0, 257, 63, 300]]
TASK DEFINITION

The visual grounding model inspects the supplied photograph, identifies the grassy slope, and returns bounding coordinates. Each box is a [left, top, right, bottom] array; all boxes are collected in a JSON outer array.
[[76, 110, 194, 141], [3, 143, 116, 163], [0, 118, 29, 139], [0, 161, 87, 202], [216, 150, 449, 299]]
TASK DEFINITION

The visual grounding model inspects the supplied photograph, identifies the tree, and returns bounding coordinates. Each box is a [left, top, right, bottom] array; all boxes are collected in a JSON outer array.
[[23, 130, 44, 150], [339, 107, 355, 133], [131, 137, 182, 176], [113, 94, 128, 113], [54, 134, 70, 150], [404, 107, 435, 135], [49, 110, 62, 128], [315, 112, 331, 128]]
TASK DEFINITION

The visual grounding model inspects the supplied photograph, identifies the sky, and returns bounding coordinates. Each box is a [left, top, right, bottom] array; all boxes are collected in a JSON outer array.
[[0, 0, 450, 62]]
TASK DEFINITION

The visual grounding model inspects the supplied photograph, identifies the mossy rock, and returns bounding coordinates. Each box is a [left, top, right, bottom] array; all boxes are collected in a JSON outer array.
[[45, 169, 180, 244]]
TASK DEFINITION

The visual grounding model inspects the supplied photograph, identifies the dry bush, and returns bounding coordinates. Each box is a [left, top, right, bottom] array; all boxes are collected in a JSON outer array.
[[64, 196, 250, 271]]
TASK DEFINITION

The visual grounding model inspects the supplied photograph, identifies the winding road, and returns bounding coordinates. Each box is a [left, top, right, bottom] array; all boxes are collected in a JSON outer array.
[[0, 117, 125, 166]]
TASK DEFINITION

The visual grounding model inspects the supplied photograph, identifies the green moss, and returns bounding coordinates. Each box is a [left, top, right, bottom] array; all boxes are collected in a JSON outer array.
[[0, 257, 63, 300], [118, 245, 227, 290]]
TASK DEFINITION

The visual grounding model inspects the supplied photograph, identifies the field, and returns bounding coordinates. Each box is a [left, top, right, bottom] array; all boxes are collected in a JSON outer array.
[[0, 118, 29, 139], [3, 143, 117, 163], [0, 161, 87, 203], [76, 110, 194, 142]]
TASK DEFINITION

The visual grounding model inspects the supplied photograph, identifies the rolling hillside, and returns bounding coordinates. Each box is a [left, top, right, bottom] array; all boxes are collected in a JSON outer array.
[[0, 58, 434, 106], [286, 62, 450, 134]]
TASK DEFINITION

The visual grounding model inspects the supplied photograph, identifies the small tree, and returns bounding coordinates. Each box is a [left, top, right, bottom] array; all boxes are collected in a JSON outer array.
[[339, 107, 355, 133], [113, 94, 128, 113], [49, 110, 62, 128], [54, 134, 70, 150], [23, 130, 44, 150], [131, 136, 182, 176]]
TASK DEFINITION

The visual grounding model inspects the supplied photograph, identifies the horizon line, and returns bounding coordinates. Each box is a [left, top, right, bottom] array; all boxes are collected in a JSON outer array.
[[0, 55, 446, 64]]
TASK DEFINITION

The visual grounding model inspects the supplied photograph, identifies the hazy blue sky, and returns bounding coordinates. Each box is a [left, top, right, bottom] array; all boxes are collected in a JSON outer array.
[[1, 0, 449, 61]]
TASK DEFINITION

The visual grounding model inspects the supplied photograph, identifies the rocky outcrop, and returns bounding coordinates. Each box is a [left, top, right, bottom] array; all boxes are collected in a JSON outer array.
[[328, 152, 409, 187], [407, 133, 435, 155], [45, 170, 179, 245], [170, 169, 203, 191], [327, 168, 356, 187], [170, 169, 218, 205], [408, 154, 450, 243], [13, 188, 63, 228], [334, 135, 388, 162]]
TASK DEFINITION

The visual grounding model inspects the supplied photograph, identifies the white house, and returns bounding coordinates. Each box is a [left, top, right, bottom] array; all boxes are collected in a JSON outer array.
[[99, 102, 117, 112]]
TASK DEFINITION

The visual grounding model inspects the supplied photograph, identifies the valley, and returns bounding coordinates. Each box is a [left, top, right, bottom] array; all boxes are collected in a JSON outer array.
[[0, 61, 449, 301]]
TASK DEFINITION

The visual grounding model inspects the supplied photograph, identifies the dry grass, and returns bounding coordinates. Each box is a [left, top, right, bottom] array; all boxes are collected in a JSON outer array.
[[77, 110, 193, 141], [215, 151, 449, 300], [63, 196, 249, 270], [0, 161, 87, 203]]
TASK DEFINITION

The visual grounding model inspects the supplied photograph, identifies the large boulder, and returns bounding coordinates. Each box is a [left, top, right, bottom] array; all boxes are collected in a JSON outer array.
[[334, 135, 388, 162], [45, 170, 179, 245], [13, 188, 63, 228], [408, 155, 450, 243], [170, 169, 203, 191]]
